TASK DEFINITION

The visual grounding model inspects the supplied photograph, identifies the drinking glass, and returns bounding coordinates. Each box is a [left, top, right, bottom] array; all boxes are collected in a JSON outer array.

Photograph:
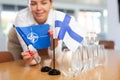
[[81, 45, 94, 72], [85, 32, 98, 45], [93, 44, 106, 66], [61, 48, 83, 77]]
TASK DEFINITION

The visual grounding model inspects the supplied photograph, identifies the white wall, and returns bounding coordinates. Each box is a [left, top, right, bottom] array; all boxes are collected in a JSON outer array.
[[107, 0, 120, 50], [0, 5, 7, 51]]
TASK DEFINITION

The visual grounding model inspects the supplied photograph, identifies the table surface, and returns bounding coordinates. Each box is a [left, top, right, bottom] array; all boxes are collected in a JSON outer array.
[[0, 50, 120, 80]]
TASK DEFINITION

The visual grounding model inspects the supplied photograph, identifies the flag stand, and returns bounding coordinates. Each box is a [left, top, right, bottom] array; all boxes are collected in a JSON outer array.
[[41, 66, 52, 72], [48, 39, 60, 75], [41, 39, 60, 75]]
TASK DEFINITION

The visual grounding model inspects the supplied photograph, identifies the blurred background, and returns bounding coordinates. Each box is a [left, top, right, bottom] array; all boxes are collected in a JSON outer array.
[[0, 0, 120, 51]]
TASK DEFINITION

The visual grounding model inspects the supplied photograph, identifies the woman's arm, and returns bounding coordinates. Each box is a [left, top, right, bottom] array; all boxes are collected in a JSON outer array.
[[7, 27, 23, 60]]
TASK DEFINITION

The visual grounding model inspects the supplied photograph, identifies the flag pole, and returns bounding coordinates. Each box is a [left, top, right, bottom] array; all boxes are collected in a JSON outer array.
[[48, 8, 60, 75], [48, 38, 60, 75]]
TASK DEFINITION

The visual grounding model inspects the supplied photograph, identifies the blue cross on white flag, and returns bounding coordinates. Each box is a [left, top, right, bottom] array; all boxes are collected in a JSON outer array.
[[54, 12, 84, 52], [15, 24, 51, 49]]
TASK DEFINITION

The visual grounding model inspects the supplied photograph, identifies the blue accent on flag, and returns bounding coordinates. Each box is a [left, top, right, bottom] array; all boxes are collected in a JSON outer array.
[[15, 24, 51, 49], [55, 14, 83, 43]]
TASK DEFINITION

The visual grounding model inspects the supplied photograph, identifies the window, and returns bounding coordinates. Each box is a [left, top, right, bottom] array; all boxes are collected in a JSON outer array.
[[3, 4, 15, 11], [78, 10, 102, 34], [18, 6, 27, 10], [1, 11, 17, 35], [1, 4, 27, 35], [56, 8, 74, 16]]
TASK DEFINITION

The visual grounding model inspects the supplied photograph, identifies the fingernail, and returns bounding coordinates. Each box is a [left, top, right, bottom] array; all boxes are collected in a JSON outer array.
[[48, 31, 51, 35], [27, 50, 34, 56]]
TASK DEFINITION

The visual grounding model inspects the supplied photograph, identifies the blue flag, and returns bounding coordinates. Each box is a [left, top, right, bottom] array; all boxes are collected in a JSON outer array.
[[15, 24, 51, 49]]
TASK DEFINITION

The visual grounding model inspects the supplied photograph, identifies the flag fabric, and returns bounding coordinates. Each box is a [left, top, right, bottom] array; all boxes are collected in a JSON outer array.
[[55, 12, 84, 52], [15, 24, 51, 49]]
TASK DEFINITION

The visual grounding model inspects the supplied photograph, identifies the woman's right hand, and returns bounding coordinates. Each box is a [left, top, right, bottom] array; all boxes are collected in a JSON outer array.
[[21, 50, 34, 65], [21, 45, 41, 65]]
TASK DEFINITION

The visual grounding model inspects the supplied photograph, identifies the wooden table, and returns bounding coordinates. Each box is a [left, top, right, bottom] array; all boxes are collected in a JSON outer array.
[[0, 50, 120, 80]]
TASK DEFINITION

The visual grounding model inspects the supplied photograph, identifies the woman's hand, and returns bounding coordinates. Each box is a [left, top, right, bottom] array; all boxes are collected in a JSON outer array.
[[48, 30, 59, 50], [21, 45, 41, 65], [21, 50, 34, 65]]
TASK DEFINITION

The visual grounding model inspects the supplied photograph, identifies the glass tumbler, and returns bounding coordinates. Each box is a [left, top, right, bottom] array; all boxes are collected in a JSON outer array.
[[81, 45, 94, 72], [61, 48, 83, 77], [93, 44, 106, 66]]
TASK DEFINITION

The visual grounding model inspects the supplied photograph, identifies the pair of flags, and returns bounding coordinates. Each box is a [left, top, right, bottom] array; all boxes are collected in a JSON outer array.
[[15, 14, 84, 52]]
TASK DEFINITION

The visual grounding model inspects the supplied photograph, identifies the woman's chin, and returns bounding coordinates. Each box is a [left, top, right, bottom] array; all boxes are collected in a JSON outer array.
[[35, 18, 46, 24]]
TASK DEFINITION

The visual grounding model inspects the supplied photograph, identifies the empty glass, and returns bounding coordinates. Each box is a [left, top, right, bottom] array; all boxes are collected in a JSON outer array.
[[81, 45, 94, 72], [93, 44, 106, 67], [61, 48, 83, 77]]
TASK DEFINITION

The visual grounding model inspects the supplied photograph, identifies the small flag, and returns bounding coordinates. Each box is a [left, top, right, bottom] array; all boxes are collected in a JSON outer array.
[[15, 24, 51, 49], [55, 13, 84, 52]]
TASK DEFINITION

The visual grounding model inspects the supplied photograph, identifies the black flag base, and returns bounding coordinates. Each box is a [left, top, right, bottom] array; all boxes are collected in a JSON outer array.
[[48, 69, 61, 75], [41, 66, 52, 72]]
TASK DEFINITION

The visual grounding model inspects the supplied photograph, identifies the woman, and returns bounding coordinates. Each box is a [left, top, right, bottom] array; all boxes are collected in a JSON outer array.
[[8, 0, 63, 65], [8, 0, 85, 65]]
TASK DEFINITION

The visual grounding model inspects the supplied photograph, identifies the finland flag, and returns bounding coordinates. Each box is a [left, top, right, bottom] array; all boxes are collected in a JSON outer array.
[[54, 11, 84, 52]]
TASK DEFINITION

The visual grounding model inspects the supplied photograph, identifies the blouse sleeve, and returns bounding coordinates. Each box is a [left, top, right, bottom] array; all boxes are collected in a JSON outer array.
[[7, 27, 23, 60]]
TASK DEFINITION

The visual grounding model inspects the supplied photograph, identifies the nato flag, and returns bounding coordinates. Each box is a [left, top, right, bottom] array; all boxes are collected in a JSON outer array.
[[15, 24, 51, 49]]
